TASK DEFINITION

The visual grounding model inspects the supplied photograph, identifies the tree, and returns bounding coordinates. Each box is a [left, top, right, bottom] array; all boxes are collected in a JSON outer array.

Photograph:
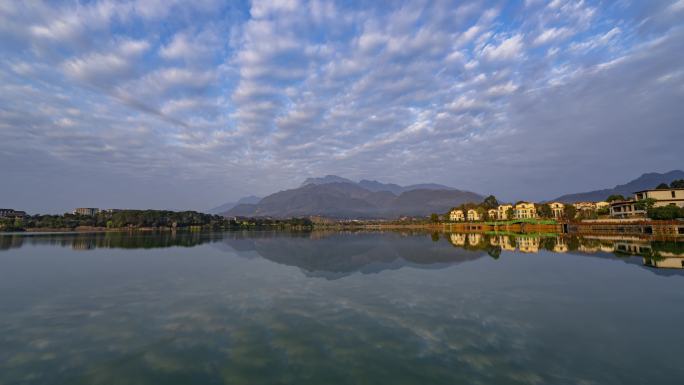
[[634, 198, 657, 211], [670, 179, 684, 188], [564, 205, 577, 220], [431, 232, 440, 242], [648, 205, 683, 220], [656, 183, 670, 189], [506, 207, 514, 220], [537, 204, 552, 218], [606, 194, 625, 202], [430, 213, 439, 223], [482, 195, 499, 209]]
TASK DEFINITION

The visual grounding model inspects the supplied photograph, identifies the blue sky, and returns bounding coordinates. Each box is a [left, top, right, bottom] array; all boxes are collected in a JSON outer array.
[[1, 0, 683, 213]]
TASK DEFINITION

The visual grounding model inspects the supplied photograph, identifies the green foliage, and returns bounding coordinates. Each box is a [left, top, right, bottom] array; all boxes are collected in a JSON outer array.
[[537, 204, 552, 218], [647, 205, 684, 220], [670, 179, 684, 188], [656, 183, 670, 189], [430, 213, 439, 223], [634, 198, 657, 211], [6, 210, 314, 232], [563, 205, 577, 220], [430, 232, 440, 242], [506, 207, 514, 219], [606, 194, 625, 202], [482, 195, 499, 209]]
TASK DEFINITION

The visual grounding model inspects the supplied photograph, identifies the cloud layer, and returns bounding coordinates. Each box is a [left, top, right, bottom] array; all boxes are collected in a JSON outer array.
[[1, 0, 683, 212]]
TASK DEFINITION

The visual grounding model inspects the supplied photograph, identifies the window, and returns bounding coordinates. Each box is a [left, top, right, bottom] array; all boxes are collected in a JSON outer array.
[[672, 191, 676, 198]]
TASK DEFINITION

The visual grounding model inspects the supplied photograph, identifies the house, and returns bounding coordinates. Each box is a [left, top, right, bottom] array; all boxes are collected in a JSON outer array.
[[573, 202, 596, 211], [595, 201, 609, 210], [487, 208, 497, 220], [449, 209, 465, 221], [609, 200, 644, 218], [467, 209, 480, 221], [514, 202, 537, 219], [634, 188, 684, 208], [497, 204, 513, 220], [73, 208, 99, 216], [0, 209, 26, 219], [549, 202, 565, 219], [609, 188, 684, 218]]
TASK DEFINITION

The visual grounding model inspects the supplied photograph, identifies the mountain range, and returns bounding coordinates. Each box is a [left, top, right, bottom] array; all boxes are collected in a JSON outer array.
[[208, 195, 261, 214], [551, 170, 684, 203], [215, 170, 684, 219], [222, 177, 482, 219]]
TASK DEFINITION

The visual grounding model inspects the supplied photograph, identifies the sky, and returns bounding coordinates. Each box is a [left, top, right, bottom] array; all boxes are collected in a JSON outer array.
[[1, 0, 683, 214]]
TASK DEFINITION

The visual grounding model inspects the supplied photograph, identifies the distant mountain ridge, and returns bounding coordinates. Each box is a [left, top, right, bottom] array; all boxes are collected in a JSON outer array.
[[551, 170, 684, 203], [223, 176, 481, 219], [208, 195, 261, 214]]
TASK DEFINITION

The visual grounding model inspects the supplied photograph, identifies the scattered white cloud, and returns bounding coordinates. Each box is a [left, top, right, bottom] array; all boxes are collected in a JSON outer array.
[[0, 0, 682, 211], [481, 34, 524, 61]]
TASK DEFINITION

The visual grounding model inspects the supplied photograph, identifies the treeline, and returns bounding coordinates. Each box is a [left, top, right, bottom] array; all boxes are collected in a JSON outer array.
[[0, 210, 313, 231]]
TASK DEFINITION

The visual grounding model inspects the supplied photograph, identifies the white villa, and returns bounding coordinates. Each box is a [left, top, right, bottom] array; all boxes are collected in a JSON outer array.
[[467, 209, 481, 221], [514, 202, 537, 219], [496, 204, 513, 220], [449, 209, 465, 221], [549, 202, 565, 219]]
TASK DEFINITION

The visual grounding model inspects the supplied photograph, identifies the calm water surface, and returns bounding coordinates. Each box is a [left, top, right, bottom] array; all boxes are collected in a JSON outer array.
[[1, 231, 683, 385]]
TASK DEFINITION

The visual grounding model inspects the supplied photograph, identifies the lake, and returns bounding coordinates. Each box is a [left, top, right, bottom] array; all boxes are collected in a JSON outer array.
[[1, 231, 683, 384]]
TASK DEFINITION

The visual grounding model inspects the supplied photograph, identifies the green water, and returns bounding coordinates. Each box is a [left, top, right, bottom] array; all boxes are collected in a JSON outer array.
[[1, 231, 683, 384]]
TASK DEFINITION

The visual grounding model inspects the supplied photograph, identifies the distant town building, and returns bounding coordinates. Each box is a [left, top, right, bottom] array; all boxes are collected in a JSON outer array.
[[573, 202, 596, 211], [449, 209, 464, 221], [467, 209, 480, 221], [514, 202, 537, 219], [595, 201, 609, 210], [549, 202, 565, 219], [0, 209, 26, 219], [496, 204, 513, 220], [73, 208, 99, 216], [487, 208, 497, 220]]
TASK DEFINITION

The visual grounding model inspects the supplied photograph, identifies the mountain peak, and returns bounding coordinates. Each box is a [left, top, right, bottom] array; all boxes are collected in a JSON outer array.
[[301, 175, 354, 186]]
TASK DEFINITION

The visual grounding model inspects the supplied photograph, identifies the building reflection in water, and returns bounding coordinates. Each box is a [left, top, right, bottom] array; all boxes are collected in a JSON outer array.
[[1, 230, 683, 272]]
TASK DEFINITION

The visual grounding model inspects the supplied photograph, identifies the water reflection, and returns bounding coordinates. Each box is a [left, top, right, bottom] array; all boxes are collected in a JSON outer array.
[[2, 231, 684, 384], [2, 231, 683, 274]]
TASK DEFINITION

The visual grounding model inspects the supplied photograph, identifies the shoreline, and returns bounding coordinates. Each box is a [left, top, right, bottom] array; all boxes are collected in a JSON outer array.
[[2, 219, 682, 238]]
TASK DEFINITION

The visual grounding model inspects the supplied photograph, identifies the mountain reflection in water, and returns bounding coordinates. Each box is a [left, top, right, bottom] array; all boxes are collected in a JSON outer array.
[[2, 231, 682, 276]]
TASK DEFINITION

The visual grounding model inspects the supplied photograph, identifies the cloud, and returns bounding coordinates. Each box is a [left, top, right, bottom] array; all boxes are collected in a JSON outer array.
[[533, 27, 572, 46], [481, 34, 524, 60], [0, 0, 682, 212]]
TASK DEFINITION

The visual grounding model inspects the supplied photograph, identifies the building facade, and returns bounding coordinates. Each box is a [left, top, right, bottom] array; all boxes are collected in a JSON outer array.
[[487, 209, 497, 220], [73, 208, 99, 216], [549, 202, 565, 219], [514, 202, 537, 219], [609, 188, 684, 218], [449, 209, 464, 221], [634, 188, 684, 208], [0, 209, 26, 219], [467, 209, 480, 221], [497, 204, 513, 220]]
